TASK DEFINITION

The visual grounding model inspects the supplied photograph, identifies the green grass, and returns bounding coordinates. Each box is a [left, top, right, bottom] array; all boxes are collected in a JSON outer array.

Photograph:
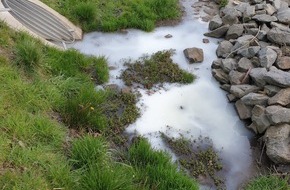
[[245, 175, 289, 190], [41, 0, 181, 32], [121, 50, 195, 89]]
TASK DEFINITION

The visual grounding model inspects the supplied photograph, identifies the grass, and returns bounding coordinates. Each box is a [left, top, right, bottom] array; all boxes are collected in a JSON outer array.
[[245, 175, 289, 190], [41, 0, 181, 32], [121, 50, 195, 89]]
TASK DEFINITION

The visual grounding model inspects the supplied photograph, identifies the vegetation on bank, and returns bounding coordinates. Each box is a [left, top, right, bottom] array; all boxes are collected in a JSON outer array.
[[121, 50, 195, 89], [245, 175, 289, 190], [41, 0, 181, 32]]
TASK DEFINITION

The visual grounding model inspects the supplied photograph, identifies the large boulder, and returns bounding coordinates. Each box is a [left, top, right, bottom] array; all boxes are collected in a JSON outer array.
[[249, 67, 267, 87], [265, 124, 290, 164], [204, 25, 229, 38], [267, 27, 290, 45], [230, 84, 261, 98], [183, 47, 204, 63], [251, 105, 271, 134], [276, 56, 290, 70], [235, 100, 252, 119], [259, 47, 278, 68], [277, 8, 290, 24], [216, 41, 233, 58], [241, 92, 269, 106], [266, 105, 290, 124], [264, 66, 290, 87], [209, 15, 223, 31], [268, 87, 290, 106]]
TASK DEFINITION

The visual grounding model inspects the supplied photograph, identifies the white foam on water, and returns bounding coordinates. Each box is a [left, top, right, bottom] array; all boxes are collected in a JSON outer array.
[[71, 0, 254, 189]]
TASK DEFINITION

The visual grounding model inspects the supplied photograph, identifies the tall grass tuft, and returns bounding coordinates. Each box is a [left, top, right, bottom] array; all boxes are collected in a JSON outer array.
[[245, 175, 289, 190]]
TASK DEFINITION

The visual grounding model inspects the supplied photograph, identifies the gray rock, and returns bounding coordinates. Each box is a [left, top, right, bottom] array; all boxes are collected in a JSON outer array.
[[265, 124, 290, 164], [267, 27, 290, 45], [247, 123, 258, 133], [266, 105, 290, 124], [237, 46, 261, 58], [183, 47, 204, 63], [211, 59, 222, 69], [246, 28, 267, 40], [237, 57, 254, 72], [255, 3, 265, 10], [227, 93, 238, 102], [251, 105, 271, 133], [241, 92, 269, 106], [264, 66, 290, 87], [229, 70, 245, 85], [204, 25, 229, 38], [277, 8, 290, 24], [209, 15, 223, 31], [270, 22, 290, 32], [216, 41, 233, 58], [276, 56, 290, 70], [236, 2, 250, 13], [272, 0, 282, 9], [230, 84, 261, 98], [265, 3, 277, 15], [244, 6, 256, 22], [220, 84, 231, 92], [281, 46, 290, 56], [250, 67, 267, 87], [259, 47, 278, 68], [265, 85, 281, 97], [225, 24, 244, 40], [222, 14, 239, 25], [243, 22, 258, 28], [268, 87, 290, 106], [235, 100, 252, 119], [221, 58, 237, 73], [252, 14, 278, 22], [212, 69, 229, 84], [253, 0, 264, 4], [231, 35, 256, 52], [222, 6, 242, 17]]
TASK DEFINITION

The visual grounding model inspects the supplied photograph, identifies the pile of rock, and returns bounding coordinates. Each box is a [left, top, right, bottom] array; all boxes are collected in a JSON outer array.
[[207, 0, 290, 164]]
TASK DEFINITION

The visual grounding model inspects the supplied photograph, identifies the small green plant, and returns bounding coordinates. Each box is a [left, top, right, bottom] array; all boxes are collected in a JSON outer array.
[[73, 2, 97, 23], [219, 0, 228, 8], [245, 175, 289, 190]]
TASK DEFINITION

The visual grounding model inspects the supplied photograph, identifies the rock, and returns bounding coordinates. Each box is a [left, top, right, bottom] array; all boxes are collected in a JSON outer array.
[[247, 123, 258, 133], [222, 6, 242, 17], [220, 84, 231, 92], [105, 84, 119, 91], [265, 124, 290, 164], [256, 10, 267, 15], [243, 22, 258, 29], [229, 70, 246, 85], [243, 6, 256, 22], [270, 22, 290, 32], [237, 46, 260, 58], [259, 47, 278, 68], [121, 87, 132, 94], [264, 66, 290, 87], [251, 56, 260, 67], [216, 40, 233, 58], [251, 105, 271, 133], [255, 3, 265, 10], [231, 35, 256, 52], [221, 58, 237, 73], [253, 0, 264, 4], [250, 68, 267, 87], [267, 27, 290, 45], [236, 2, 250, 13], [237, 57, 253, 72], [209, 15, 223, 31], [252, 14, 278, 22], [265, 4, 277, 15], [235, 100, 252, 119], [281, 46, 290, 56], [277, 8, 290, 24], [204, 25, 229, 38], [230, 84, 261, 98], [241, 92, 269, 106], [272, 0, 282, 9], [276, 56, 290, 70], [268, 87, 290, 106], [203, 38, 210, 43], [227, 93, 238, 102], [266, 105, 290, 124], [212, 69, 230, 84], [211, 59, 222, 69], [183, 47, 204, 63], [246, 28, 267, 40], [264, 85, 281, 97], [165, 34, 173, 38], [225, 24, 244, 40]]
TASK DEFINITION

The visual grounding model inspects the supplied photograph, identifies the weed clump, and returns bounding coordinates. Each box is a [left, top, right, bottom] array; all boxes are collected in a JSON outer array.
[[121, 50, 195, 89], [244, 175, 289, 190]]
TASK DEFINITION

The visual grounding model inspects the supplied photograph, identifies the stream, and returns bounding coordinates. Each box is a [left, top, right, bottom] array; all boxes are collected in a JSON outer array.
[[71, 0, 255, 189]]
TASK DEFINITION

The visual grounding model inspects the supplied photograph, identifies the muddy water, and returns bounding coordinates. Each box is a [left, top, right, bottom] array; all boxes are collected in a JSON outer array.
[[71, 0, 254, 189]]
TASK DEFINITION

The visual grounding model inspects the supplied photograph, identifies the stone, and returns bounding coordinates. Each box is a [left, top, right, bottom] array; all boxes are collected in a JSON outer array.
[[276, 56, 290, 70], [203, 38, 210, 43], [216, 40, 233, 58], [266, 105, 290, 124], [227, 93, 238, 102], [250, 68, 267, 87], [183, 47, 204, 63], [211, 59, 222, 69], [267, 27, 290, 45], [165, 34, 173, 38], [255, 4, 265, 10], [241, 92, 269, 106], [243, 6, 256, 22], [225, 24, 244, 40], [251, 56, 260, 67], [209, 15, 223, 31], [265, 85, 281, 97], [272, 0, 282, 9], [221, 58, 237, 73], [270, 22, 290, 32], [121, 87, 132, 94], [221, 6, 242, 17], [265, 3, 277, 15], [246, 28, 267, 40], [281, 46, 290, 56], [251, 105, 271, 133], [265, 124, 290, 164], [220, 84, 231, 92], [212, 69, 230, 84], [264, 66, 290, 87], [259, 47, 278, 68], [247, 123, 258, 133], [236, 2, 250, 13], [277, 8, 290, 24], [268, 87, 290, 106], [229, 70, 245, 85], [237, 57, 254, 72], [243, 22, 258, 29], [204, 25, 230, 38], [252, 14, 278, 22], [231, 35, 256, 52], [235, 100, 252, 119], [230, 84, 261, 98], [237, 46, 260, 58]]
